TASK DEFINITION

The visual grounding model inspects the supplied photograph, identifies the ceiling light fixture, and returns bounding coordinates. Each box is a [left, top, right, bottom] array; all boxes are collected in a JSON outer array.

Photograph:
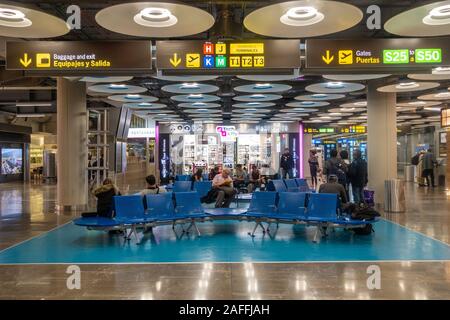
[[354, 101, 367, 107], [253, 83, 273, 89], [134, 7, 177, 27], [423, 4, 450, 25], [280, 6, 324, 26], [396, 82, 419, 89], [408, 101, 427, 105], [311, 94, 328, 98], [108, 84, 128, 89], [181, 83, 199, 89], [0, 8, 32, 27], [436, 92, 450, 98], [250, 94, 266, 99], [326, 82, 345, 89], [125, 94, 141, 100], [188, 94, 203, 99]]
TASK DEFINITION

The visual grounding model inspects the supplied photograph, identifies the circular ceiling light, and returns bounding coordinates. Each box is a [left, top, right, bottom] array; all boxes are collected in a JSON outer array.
[[88, 84, 147, 95], [0, 3, 69, 38], [134, 7, 177, 27], [385, 0, 450, 36], [418, 91, 450, 100], [96, 2, 215, 38], [108, 94, 158, 103], [323, 74, 391, 81], [397, 100, 441, 108], [237, 75, 300, 82], [233, 102, 275, 108], [178, 102, 221, 109], [280, 6, 324, 26], [79, 76, 133, 83], [244, 0, 363, 38], [233, 94, 282, 102], [306, 82, 365, 93], [433, 66, 450, 74], [153, 75, 218, 82], [295, 93, 345, 101], [0, 7, 31, 27], [234, 83, 292, 93], [171, 94, 220, 103], [124, 103, 167, 109], [162, 83, 218, 94], [286, 101, 329, 108], [377, 81, 440, 93], [408, 73, 450, 81]]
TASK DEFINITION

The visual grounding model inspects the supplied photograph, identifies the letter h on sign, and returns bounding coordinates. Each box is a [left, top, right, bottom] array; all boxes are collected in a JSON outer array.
[[203, 43, 214, 55]]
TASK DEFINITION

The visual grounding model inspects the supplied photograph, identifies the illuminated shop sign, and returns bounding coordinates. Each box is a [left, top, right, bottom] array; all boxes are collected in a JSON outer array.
[[127, 127, 156, 138], [305, 38, 450, 71], [6, 41, 152, 73], [156, 40, 300, 74], [340, 126, 366, 134], [304, 127, 336, 134], [216, 126, 239, 142]]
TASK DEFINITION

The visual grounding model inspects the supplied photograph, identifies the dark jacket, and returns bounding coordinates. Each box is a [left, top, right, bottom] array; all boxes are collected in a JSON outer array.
[[93, 184, 120, 218], [319, 182, 348, 204], [280, 153, 294, 170], [348, 158, 368, 188]]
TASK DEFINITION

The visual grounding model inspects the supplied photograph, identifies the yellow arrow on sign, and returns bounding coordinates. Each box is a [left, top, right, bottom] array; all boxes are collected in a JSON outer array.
[[20, 53, 32, 67], [169, 53, 181, 67], [322, 50, 334, 65]]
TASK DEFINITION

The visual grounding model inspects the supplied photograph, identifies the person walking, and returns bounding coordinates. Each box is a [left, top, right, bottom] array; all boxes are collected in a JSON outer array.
[[308, 150, 319, 189], [421, 148, 436, 187], [280, 148, 294, 179], [348, 149, 368, 204]]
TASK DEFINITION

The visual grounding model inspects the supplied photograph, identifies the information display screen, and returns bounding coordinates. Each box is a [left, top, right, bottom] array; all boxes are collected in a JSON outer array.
[[1, 148, 23, 175], [305, 38, 450, 71]]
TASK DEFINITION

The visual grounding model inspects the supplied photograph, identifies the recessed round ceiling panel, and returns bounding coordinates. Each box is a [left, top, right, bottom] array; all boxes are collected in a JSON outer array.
[[171, 94, 221, 103], [295, 93, 345, 101], [143, 109, 175, 114], [233, 94, 282, 102], [177, 102, 221, 109], [433, 66, 450, 74], [408, 73, 450, 81], [234, 109, 271, 113], [184, 109, 222, 114], [0, 3, 70, 38], [377, 81, 440, 93], [284, 107, 319, 112], [153, 75, 218, 82], [79, 76, 133, 83], [340, 101, 367, 108], [96, 2, 215, 37], [329, 107, 365, 113], [397, 100, 442, 108], [398, 114, 422, 120], [418, 91, 450, 100], [162, 83, 219, 94], [88, 84, 147, 94], [243, 0, 363, 38], [286, 101, 329, 108], [323, 74, 391, 81], [306, 82, 365, 93], [234, 83, 292, 93], [124, 103, 167, 109], [384, 0, 450, 37], [232, 102, 276, 108], [108, 94, 158, 103], [236, 75, 300, 82]]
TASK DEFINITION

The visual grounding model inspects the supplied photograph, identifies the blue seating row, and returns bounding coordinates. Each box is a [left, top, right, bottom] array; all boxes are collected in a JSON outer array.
[[267, 179, 313, 193], [74, 191, 379, 244], [172, 180, 212, 198]]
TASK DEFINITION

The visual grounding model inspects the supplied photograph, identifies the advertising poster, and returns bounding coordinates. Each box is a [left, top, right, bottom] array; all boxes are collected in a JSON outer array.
[[158, 133, 170, 182], [1, 148, 23, 175]]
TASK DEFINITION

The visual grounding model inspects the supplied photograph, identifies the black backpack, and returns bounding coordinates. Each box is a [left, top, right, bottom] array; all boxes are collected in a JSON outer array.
[[329, 162, 347, 185], [411, 154, 420, 166], [353, 224, 374, 235]]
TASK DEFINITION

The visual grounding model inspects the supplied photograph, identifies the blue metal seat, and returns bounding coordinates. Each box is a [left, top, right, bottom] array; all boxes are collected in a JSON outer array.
[[267, 179, 288, 192], [202, 173, 209, 181], [113, 195, 147, 240], [174, 192, 209, 236], [145, 193, 183, 222], [73, 216, 119, 228], [267, 192, 307, 221], [305, 193, 340, 223], [173, 180, 193, 192], [284, 179, 301, 192], [295, 178, 309, 188], [193, 181, 212, 199], [176, 174, 191, 181], [245, 191, 277, 236]]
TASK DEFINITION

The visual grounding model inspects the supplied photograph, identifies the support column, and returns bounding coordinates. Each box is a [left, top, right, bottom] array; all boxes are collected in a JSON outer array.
[[367, 80, 397, 205], [57, 77, 88, 211], [447, 129, 450, 190]]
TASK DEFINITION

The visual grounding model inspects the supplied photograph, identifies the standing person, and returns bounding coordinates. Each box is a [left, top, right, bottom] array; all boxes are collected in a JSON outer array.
[[421, 149, 436, 187], [192, 168, 203, 182], [348, 149, 368, 204], [280, 148, 294, 179], [93, 178, 121, 218], [324, 149, 347, 188], [308, 150, 319, 189], [339, 150, 351, 199], [212, 168, 236, 208]]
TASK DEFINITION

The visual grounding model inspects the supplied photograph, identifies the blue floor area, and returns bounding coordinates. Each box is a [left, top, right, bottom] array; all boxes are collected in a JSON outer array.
[[0, 219, 449, 264]]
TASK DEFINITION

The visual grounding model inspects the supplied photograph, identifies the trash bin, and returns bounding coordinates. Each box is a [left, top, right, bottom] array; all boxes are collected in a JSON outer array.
[[404, 165, 415, 182], [384, 179, 406, 213]]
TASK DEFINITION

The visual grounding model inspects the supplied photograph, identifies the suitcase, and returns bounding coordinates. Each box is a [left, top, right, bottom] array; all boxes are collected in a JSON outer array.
[[363, 189, 375, 207]]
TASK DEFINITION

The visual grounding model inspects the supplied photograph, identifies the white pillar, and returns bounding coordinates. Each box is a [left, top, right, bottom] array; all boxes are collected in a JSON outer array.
[[303, 133, 313, 180], [56, 77, 88, 211], [367, 80, 397, 205]]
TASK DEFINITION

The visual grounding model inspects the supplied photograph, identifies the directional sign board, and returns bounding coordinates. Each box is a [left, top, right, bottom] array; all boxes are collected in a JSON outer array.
[[6, 41, 152, 74], [305, 38, 450, 72], [156, 40, 300, 74]]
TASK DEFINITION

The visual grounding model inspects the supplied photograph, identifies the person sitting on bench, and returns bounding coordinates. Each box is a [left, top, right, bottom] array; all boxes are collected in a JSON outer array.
[[319, 174, 348, 204], [212, 168, 236, 208], [93, 178, 121, 218], [140, 174, 167, 196]]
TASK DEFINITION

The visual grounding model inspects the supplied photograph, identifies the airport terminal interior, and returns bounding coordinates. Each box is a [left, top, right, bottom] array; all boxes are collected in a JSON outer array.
[[0, 0, 450, 300]]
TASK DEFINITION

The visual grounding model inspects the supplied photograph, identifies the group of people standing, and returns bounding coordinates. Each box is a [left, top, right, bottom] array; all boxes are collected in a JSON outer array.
[[309, 148, 368, 204], [412, 148, 437, 188]]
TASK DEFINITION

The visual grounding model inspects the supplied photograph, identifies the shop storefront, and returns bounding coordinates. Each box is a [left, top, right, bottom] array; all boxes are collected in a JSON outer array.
[[158, 122, 301, 180]]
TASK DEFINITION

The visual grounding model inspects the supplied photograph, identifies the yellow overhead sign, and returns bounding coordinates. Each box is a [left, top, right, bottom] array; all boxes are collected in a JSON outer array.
[[230, 43, 264, 55]]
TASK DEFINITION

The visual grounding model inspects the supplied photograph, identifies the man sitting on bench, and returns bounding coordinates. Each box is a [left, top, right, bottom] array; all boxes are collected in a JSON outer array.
[[319, 174, 348, 204], [212, 168, 236, 208]]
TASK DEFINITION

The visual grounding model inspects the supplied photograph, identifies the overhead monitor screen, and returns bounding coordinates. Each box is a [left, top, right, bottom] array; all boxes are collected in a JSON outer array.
[[1, 148, 23, 174]]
